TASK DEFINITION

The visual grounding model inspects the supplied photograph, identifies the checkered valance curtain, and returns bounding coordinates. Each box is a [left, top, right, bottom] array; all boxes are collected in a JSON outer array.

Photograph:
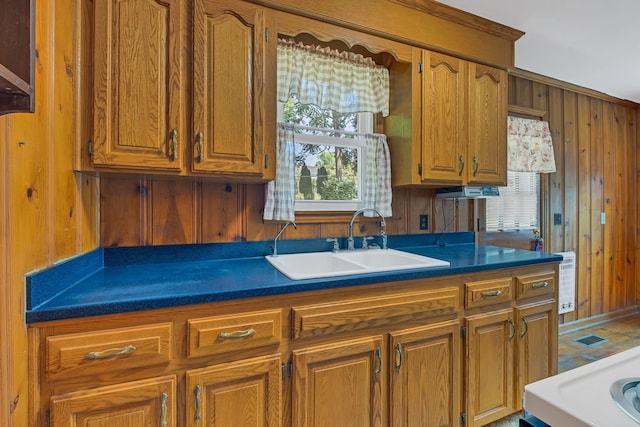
[[276, 38, 390, 117], [264, 40, 392, 222]]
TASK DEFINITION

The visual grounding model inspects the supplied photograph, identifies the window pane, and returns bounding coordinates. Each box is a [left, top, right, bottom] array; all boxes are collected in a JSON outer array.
[[278, 94, 372, 211], [295, 143, 359, 201], [486, 171, 539, 231]]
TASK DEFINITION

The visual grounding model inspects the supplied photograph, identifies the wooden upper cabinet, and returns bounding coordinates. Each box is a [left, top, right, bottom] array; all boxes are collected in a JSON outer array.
[[0, 0, 34, 115], [386, 47, 507, 187], [91, 0, 184, 172], [192, 0, 276, 179], [421, 50, 467, 184], [467, 62, 507, 185]]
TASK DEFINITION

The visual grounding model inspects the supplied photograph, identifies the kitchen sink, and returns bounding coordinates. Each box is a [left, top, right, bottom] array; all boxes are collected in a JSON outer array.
[[266, 248, 450, 280], [611, 378, 640, 424]]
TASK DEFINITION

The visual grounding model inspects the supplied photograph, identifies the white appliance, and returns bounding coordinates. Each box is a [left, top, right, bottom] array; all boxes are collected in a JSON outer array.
[[524, 345, 640, 426]]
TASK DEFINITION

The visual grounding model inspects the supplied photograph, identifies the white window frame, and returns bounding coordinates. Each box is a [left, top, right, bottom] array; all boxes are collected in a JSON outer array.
[[485, 170, 540, 231], [277, 101, 374, 212]]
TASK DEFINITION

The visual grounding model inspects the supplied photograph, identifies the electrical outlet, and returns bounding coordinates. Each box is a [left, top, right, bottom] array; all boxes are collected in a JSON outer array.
[[554, 213, 562, 225], [419, 214, 428, 230]]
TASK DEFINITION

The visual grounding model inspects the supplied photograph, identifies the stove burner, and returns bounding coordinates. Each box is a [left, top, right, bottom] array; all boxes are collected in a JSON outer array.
[[611, 378, 640, 424]]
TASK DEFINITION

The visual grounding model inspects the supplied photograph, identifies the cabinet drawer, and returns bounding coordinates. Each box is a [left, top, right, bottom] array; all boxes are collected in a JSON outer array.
[[187, 309, 282, 358], [516, 271, 556, 299], [292, 288, 459, 339], [465, 278, 513, 309], [46, 323, 173, 379]]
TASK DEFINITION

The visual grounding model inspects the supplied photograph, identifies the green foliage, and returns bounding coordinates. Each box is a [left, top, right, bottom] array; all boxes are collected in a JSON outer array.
[[316, 166, 328, 199], [298, 164, 314, 200], [320, 176, 357, 201]]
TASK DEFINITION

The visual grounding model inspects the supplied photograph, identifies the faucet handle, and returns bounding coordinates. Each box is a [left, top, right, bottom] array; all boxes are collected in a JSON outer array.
[[362, 236, 374, 249], [326, 238, 340, 252]]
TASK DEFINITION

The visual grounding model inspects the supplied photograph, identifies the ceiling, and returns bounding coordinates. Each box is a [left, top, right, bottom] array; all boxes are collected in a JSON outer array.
[[436, 0, 640, 104]]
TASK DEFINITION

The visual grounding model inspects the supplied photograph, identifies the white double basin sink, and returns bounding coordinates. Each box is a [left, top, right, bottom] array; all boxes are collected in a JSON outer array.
[[266, 248, 450, 280]]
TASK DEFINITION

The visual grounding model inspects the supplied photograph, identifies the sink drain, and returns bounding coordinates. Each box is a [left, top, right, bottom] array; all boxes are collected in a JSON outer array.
[[574, 334, 608, 347]]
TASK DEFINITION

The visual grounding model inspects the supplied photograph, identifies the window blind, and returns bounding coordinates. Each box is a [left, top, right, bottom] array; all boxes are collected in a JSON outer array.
[[486, 171, 539, 231]]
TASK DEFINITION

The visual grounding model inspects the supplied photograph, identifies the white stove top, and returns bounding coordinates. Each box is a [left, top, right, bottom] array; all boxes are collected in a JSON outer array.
[[524, 345, 640, 426]]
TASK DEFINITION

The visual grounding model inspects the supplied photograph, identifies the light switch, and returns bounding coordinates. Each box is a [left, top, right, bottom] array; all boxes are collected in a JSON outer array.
[[600, 212, 606, 225]]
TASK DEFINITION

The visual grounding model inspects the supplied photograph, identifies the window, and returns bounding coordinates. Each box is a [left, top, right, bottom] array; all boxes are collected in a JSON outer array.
[[278, 95, 374, 211], [485, 171, 540, 231]]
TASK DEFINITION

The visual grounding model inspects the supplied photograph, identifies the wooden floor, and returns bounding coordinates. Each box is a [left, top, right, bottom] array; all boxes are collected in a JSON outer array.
[[489, 314, 640, 427]]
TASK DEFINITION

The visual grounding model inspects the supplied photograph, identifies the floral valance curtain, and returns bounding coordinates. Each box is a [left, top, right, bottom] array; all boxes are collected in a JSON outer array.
[[277, 38, 390, 117], [507, 116, 556, 173]]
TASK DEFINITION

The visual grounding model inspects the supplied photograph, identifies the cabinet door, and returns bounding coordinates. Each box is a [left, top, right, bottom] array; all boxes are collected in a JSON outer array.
[[420, 50, 466, 184], [50, 375, 176, 427], [292, 336, 384, 427], [467, 62, 507, 185], [389, 320, 461, 427], [185, 354, 282, 427], [193, 0, 276, 179], [92, 0, 183, 171], [515, 300, 557, 410], [465, 309, 515, 427]]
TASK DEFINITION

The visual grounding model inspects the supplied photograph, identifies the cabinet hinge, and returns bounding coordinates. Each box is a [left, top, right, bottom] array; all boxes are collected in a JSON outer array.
[[460, 411, 466, 425], [417, 163, 422, 175], [460, 325, 467, 338], [264, 154, 269, 169], [265, 27, 269, 42], [282, 362, 286, 379], [87, 140, 93, 158], [45, 410, 50, 427], [418, 62, 423, 73]]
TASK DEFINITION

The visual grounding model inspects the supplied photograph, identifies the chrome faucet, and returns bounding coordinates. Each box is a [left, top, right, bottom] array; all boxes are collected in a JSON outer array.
[[347, 208, 386, 250], [272, 221, 297, 257]]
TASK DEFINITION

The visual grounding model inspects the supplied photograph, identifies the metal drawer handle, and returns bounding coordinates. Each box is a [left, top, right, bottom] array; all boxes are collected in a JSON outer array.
[[195, 132, 204, 163], [168, 128, 178, 161], [458, 155, 464, 176], [532, 281, 549, 289], [520, 316, 529, 338], [482, 290, 502, 297], [194, 385, 202, 422], [160, 392, 168, 427], [507, 318, 516, 342], [472, 156, 479, 176], [85, 344, 137, 360], [394, 343, 403, 371], [218, 328, 257, 340]]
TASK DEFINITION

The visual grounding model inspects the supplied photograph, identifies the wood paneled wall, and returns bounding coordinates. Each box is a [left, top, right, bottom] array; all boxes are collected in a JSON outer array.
[[0, 0, 99, 424], [507, 70, 638, 323]]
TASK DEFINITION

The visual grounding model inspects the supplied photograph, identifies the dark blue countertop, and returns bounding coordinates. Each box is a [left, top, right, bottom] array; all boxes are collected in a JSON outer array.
[[25, 232, 562, 323]]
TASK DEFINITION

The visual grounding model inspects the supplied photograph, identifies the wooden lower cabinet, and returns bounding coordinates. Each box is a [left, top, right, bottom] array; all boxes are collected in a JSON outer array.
[[465, 309, 515, 427], [389, 320, 462, 427], [50, 375, 176, 427], [515, 300, 557, 410], [33, 263, 559, 427], [185, 354, 282, 427], [465, 300, 558, 426], [292, 336, 384, 427]]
